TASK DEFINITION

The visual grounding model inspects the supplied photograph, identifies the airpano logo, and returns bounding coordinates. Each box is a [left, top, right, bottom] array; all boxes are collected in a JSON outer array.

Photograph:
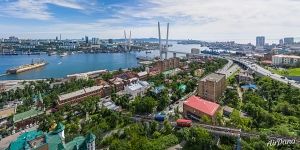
[[267, 139, 296, 146]]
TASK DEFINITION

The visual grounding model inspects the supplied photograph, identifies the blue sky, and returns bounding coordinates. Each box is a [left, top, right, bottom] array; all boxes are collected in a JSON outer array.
[[0, 0, 300, 43]]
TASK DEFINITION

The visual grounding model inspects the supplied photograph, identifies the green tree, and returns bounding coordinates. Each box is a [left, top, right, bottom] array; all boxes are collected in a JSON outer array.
[[184, 127, 215, 150]]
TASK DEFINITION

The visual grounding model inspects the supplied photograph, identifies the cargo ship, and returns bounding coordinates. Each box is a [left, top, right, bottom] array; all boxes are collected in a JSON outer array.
[[6, 59, 48, 74]]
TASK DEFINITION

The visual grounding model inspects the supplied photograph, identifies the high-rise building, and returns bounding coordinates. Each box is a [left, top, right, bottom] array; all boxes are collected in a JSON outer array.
[[284, 37, 294, 45], [91, 38, 100, 45], [279, 39, 284, 45], [4, 36, 20, 43], [85, 36, 89, 44], [256, 36, 265, 47], [108, 39, 113, 44], [198, 73, 226, 102], [55, 36, 58, 41]]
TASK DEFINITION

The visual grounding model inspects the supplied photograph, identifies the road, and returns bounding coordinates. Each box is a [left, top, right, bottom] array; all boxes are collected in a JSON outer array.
[[218, 64, 240, 78], [217, 59, 233, 76], [231, 58, 300, 89]]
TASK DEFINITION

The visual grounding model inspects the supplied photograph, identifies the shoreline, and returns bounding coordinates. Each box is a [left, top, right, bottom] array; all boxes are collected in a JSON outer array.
[[0, 67, 134, 82]]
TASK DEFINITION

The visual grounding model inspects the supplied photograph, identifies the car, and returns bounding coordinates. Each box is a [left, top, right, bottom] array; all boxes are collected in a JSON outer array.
[[280, 76, 286, 79], [175, 101, 179, 104]]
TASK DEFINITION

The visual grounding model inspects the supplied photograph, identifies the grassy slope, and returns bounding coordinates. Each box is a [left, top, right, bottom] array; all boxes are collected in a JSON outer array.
[[266, 67, 300, 76], [287, 68, 300, 76]]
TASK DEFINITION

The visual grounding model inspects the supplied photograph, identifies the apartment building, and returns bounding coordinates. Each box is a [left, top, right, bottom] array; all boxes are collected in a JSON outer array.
[[272, 54, 300, 66], [198, 73, 226, 102]]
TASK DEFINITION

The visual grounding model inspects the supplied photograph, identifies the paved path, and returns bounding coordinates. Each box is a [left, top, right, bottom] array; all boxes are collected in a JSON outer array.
[[167, 141, 186, 150]]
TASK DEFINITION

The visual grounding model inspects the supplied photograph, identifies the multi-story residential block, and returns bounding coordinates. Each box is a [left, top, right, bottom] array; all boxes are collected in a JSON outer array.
[[198, 73, 226, 102], [155, 57, 180, 72], [272, 54, 300, 66]]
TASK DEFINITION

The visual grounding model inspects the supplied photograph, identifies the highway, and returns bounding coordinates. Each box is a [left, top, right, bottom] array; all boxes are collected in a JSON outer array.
[[230, 57, 300, 89], [217, 59, 240, 78]]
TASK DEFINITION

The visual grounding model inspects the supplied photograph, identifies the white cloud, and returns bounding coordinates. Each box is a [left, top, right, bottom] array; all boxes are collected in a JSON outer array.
[[1, 0, 300, 43], [0, 0, 91, 20], [110, 0, 300, 42]]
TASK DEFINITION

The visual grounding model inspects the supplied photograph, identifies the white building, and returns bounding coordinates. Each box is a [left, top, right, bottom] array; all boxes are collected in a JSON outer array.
[[124, 80, 150, 98], [272, 54, 300, 66]]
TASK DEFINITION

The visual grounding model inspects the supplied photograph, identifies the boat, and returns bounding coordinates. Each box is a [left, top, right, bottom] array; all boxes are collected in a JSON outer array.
[[136, 56, 152, 61], [6, 59, 48, 74], [48, 52, 57, 56], [146, 51, 152, 54], [59, 52, 67, 57]]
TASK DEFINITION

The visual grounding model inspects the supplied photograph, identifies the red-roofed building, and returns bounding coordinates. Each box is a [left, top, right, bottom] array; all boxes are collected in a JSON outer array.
[[183, 95, 221, 124]]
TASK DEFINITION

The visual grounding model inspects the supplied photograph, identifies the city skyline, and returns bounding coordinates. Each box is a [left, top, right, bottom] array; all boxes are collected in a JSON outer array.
[[0, 0, 300, 43]]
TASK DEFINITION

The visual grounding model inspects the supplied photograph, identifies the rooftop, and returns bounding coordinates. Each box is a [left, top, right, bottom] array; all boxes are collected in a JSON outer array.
[[162, 68, 181, 76], [137, 71, 148, 77], [201, 73, 225, 82], [8, 130, 43, 150], [58, 86, 102, 101], [184, 95, 220, 116], [116, 71, 137, 80], [8, 123, 96, 150], [127, 83, 144, 91], [273, 54, 300, 59], [127, 81, 149, 91], [241, 84, 257, 89], [13, 108, 44, 123]]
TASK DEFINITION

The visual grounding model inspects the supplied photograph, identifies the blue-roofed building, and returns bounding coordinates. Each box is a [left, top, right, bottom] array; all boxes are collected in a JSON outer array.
[[152, 85, 165, 94], [241, 84, 257, 90], [7, 123, 96, 150]]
